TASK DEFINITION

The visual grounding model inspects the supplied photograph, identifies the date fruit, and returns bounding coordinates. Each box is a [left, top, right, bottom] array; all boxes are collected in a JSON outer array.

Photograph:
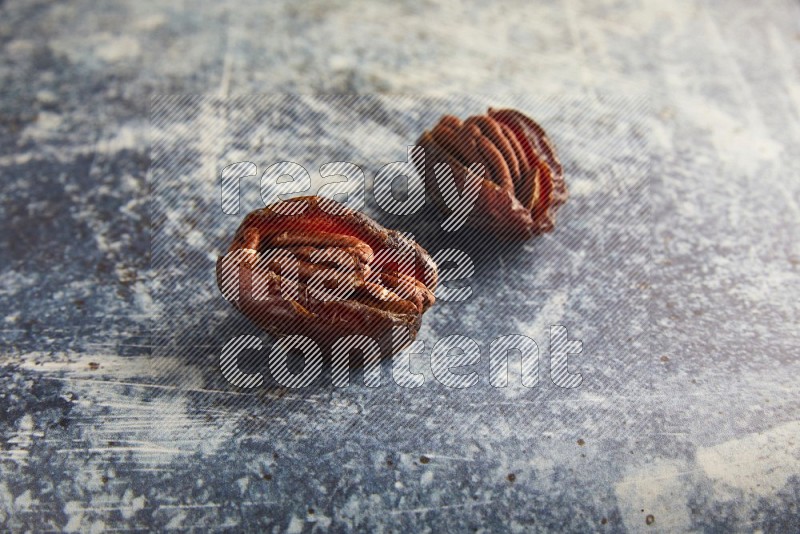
[[216, 196, 438, 348], [416, 108, 567, 239]]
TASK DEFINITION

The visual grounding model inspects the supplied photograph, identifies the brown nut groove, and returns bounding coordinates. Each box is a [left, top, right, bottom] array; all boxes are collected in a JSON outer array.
[[416, 107, 568, 239], [216, 196, 438, 347]]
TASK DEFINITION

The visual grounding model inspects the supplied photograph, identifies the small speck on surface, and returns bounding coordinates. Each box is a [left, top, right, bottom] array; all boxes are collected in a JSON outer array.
[[646, 514, 655, 525], [419, 455, 430, 464], [507, 473, 516, 483], [577, 439, 585, 446]]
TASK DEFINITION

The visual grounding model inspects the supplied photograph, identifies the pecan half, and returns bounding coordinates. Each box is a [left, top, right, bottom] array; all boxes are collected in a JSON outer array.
[[216, 196, 438, 348], [416, 108, 567, 239]]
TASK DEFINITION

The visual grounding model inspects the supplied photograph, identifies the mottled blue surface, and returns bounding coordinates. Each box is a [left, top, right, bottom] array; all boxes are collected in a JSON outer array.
[[1, 1, 799, 532]]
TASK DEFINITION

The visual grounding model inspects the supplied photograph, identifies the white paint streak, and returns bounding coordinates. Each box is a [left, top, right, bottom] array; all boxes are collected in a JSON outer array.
[[697, 420, 800, 503], [615, 459, 693, 533]]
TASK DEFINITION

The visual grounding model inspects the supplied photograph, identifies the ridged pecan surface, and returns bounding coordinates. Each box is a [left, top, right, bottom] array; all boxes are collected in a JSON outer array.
[[416, 108, 567, 239], [216, 196, 437, 346]]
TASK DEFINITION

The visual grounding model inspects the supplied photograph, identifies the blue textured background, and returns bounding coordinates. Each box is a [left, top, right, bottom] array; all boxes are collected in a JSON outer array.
[[1, 1, 798, 531]]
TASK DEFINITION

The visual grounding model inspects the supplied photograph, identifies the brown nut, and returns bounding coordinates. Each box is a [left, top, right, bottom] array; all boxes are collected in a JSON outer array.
[[216, 196, 438, 348], [416, 108, 567, 239]]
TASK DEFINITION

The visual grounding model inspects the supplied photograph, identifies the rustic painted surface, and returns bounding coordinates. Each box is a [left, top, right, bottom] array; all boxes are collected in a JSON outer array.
[[1, 1, 799, 531]]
